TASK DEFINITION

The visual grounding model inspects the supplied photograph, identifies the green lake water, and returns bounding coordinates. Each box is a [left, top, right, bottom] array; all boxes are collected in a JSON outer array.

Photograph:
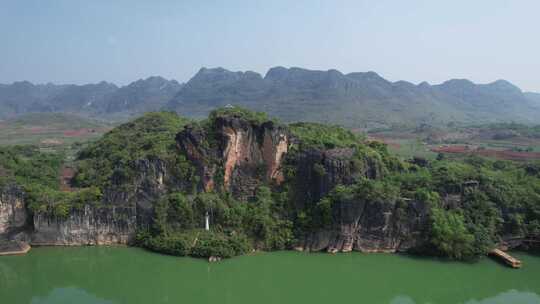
[[1, 247, 539, 304]]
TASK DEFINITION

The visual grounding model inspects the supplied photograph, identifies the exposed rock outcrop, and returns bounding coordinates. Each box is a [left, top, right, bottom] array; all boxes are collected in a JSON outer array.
[[0, 113, 429, 254], [289, 148, 363, 208], [0, 185, 27, 240], [0, 156, 168, 247], [32, 205, 136, 245], [177, 115, 288, 198], [299, 199, 429, 253], [288, 147, 428, 253]]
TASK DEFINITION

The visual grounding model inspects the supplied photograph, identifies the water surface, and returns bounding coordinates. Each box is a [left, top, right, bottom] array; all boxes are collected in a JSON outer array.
[[1, 247, 539, 304]]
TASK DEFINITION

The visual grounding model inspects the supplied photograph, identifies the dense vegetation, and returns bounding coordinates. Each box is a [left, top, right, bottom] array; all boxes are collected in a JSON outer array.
[[136, 187, 292, 258], [0, 145, 101, 217], [208, 106, 272, 125], [306, 156, 540, 259], [74, 112, 191, 189], [2, 108, 540, 261], [0, 146, 63, 189], [289, 122, 364, 150]]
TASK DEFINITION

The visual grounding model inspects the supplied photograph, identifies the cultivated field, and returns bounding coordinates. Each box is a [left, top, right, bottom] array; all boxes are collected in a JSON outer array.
[[0, 113, 112, 159], [369, 124, 540, 161]]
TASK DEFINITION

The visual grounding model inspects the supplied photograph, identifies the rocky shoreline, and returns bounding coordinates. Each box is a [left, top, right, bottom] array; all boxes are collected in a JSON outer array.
[[0, 240, 30, 256]]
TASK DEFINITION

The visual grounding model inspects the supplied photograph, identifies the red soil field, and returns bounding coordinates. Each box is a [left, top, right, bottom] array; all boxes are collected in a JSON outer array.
[[28, 127, 49, 133], [431, 145, 540, 161], [63, 128, 97, 137]]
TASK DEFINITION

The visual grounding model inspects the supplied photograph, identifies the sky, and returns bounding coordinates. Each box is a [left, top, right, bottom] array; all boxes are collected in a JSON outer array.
[[1, 0, 539, 92]]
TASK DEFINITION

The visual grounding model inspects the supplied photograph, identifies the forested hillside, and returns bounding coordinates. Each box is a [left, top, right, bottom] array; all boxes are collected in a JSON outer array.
[[2, 108, 539, 260]]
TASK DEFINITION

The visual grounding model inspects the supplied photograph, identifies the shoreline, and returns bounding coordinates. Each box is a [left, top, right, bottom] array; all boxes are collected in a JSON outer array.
[[0, 240, 31, 256]]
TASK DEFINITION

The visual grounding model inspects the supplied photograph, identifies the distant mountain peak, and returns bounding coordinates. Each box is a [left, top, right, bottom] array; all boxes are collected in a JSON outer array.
[[2, 67, 538, 127], [264, 66, 290, 81], [440, 79, 476, 88], [346, 71, 387, 82], [487, 79, 522, 92]]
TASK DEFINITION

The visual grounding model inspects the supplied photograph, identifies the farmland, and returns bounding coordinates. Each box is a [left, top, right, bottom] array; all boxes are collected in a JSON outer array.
[[0, 113, 112, 159], [368, 123, 540, 161]]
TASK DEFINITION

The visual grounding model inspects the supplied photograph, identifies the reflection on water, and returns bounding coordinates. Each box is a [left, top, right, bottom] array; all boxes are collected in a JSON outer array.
[[464, 290, 540, 304], [390, 295, 416, 304], [31, 287, 113, 304], [1, 247, 539, 304], [389, 290, 540, 304], [27, 288, 540, 304]]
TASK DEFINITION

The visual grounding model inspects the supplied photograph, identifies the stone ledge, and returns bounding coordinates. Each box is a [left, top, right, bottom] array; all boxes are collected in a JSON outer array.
[[0, 240, 31, 256]]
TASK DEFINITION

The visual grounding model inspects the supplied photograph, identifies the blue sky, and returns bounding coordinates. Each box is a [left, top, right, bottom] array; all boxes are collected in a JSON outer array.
[[1, 0, 539, 91]]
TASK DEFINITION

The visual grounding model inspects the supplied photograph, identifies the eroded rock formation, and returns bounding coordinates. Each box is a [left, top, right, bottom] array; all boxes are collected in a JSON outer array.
[[0, 113, 430, 254], [177, 114, 288, 198], [299, 199, 429, 253], [32, 205, 136, 245], [0, 185, 27, 240], [289, 147, 429, 253]]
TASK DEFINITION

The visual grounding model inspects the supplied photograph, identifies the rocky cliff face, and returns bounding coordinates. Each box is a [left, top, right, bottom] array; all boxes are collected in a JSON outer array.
[[289, 147, 429, 253], [299, 199, 429, 253], [0, 158, 162, 246], [289, 148, 384, 208], [32, 205, 136, 245], [0, 113, 430, 254], [177, 115, 431, 253], [0, 185, 27, 240], [102, 157, 172, 230], [177, 114, 288, 198]]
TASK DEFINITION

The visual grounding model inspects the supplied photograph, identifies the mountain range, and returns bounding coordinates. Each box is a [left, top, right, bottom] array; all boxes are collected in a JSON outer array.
[[1, 67, 539, 128], [0, 76, 182, 121]]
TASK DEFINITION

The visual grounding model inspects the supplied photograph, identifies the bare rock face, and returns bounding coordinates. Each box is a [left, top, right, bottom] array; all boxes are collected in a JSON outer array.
[[0, 157, 168, 246], [300, 200, 429, 253], [32, 205, 136, 245], [289, 148, 359, 208], [289, 147, 385, 209], [0, 112, 431, 254], [0, 185, 27, 239], [178, 115, 288, 199], [290, 147, 428, 253], [101, 157, 172, 230]]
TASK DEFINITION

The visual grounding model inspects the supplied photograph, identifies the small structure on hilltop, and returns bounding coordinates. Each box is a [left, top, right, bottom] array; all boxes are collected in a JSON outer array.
[[461, 180, 479, 195]]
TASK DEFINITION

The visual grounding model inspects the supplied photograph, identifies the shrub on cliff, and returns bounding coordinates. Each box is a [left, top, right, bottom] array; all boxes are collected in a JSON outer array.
[[289, 122, 363, 150], [0, 146, 63, 190], [429, 208, 475, 259], [208, 106, 271, 125], [243, 186, 293, 250], [74, 112, 190, 189]]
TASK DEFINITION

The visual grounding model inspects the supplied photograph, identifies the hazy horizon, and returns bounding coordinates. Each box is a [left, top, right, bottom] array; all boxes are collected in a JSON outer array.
[[2, 66, 538, 94], [1, 0, 539, 91]]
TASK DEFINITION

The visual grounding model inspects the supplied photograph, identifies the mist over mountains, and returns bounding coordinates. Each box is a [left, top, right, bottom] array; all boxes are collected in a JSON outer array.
[[1, 67, 539, 128]]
